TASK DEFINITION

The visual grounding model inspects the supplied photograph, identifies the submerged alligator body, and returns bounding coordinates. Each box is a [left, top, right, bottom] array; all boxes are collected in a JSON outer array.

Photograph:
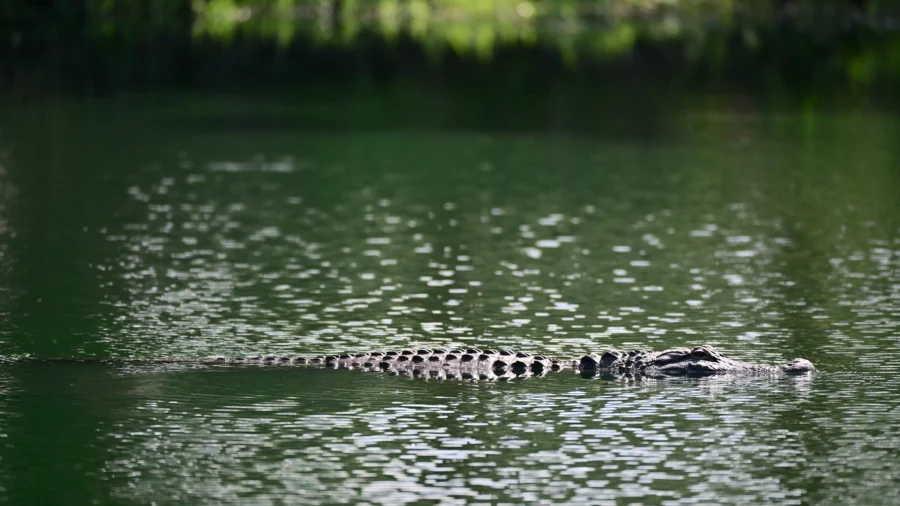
[[21, 345, 815, 381]]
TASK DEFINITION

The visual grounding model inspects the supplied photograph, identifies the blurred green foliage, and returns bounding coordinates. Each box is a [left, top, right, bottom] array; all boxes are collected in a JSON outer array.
[[2, 0, 899, 96]]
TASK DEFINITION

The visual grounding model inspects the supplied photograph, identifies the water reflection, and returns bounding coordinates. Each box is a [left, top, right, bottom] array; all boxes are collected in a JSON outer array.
[[94, 367, 829, 505], [0, 100, 898, 504], [0, 370, 12, 498], [0, 156, 16, 345], [81, 121, 899, 374]]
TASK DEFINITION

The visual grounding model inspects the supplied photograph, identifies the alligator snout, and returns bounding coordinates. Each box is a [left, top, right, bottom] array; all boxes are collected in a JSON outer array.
[[781, 358, 816, 374]]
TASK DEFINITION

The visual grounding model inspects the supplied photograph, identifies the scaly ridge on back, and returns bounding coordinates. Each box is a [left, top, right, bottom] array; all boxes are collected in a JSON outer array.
[[207, 349, 570, 378]]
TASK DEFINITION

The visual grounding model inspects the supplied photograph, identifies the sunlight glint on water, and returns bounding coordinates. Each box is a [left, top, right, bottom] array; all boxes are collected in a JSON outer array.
[[0, 105, 898, 505]]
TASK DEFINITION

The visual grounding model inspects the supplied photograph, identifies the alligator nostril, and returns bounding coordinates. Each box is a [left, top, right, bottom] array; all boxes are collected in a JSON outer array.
[[784, 358, 815, 373]]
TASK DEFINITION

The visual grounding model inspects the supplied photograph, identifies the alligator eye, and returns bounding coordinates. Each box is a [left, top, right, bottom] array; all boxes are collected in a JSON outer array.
[[691, 347, 711, 359]]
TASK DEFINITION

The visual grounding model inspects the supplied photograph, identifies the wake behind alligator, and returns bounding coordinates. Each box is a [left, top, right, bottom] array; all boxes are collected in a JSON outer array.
[[14, 345, 815, 381]]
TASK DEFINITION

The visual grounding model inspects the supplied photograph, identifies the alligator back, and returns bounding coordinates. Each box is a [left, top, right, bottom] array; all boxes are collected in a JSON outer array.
[[204, 348, 572, 380], [2, 345, 815, 380]]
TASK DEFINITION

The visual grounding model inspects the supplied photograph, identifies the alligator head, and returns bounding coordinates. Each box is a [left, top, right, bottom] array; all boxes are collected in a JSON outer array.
[[579, 345, 815, 377]]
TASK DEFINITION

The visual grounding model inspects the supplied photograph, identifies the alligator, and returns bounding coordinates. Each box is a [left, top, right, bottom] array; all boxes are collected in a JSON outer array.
[[10, 345, 815, 381]]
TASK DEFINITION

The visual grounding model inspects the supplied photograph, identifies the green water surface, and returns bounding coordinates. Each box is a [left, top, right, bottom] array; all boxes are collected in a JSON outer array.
[[0, 94, 898, 505]]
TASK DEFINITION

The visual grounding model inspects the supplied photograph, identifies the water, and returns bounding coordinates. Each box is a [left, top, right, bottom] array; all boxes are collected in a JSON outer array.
[[0, 94, 898, 504]]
